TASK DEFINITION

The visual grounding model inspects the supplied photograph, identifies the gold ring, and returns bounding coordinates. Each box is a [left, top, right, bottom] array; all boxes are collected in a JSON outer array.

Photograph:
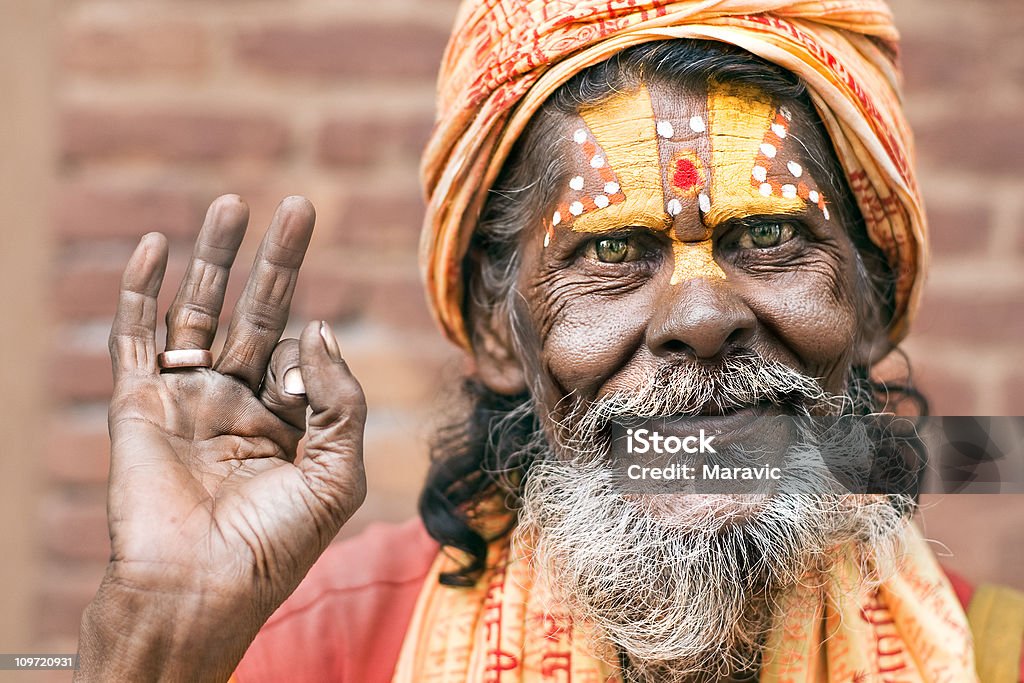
[[157, 349, 213, 370]]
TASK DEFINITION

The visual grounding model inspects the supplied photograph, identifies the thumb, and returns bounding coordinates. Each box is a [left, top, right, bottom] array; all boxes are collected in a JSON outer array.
[[295, 321, 367, 526]]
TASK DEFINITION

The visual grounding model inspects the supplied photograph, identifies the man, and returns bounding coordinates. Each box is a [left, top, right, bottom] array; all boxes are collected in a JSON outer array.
[[74, 1, 1023, 682]]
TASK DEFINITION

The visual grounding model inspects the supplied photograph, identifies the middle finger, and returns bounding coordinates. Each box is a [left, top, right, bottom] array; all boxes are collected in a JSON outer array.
[[215, 196, 315, 390], [165, 194, 250, 352]]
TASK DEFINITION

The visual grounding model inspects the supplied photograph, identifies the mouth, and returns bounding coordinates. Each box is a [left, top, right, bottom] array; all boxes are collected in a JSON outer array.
[[604, 402, 793, 496], [613, 401, 785, 440]]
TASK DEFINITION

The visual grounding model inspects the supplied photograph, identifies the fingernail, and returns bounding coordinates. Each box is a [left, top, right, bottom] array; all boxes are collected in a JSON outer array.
[[319, 321, 342, 361], [283, 367, 305, 396]]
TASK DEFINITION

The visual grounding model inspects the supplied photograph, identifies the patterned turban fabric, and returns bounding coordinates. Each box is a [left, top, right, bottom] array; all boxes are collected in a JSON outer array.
[[419, 0, 927, 351]]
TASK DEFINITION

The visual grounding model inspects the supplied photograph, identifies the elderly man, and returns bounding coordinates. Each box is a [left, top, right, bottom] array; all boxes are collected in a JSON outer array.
[[74, 1, 1022, 682]]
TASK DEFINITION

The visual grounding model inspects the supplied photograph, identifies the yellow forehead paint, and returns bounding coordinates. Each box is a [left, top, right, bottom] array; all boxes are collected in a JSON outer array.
[[573, 85, 666, 233], [572, 85, 725, 283], [704, 82, 804, 227]]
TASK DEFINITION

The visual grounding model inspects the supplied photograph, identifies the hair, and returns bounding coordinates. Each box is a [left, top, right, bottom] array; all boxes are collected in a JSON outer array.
[[419, 39, 927, 586]]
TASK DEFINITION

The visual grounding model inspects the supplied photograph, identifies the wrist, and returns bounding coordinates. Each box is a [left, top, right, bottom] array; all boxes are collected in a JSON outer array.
[[75, 576, 260, 682]]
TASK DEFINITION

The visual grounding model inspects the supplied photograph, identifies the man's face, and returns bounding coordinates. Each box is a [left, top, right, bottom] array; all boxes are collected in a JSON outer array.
[[509, 79, 869, 416], [493, 79, 901, 679]]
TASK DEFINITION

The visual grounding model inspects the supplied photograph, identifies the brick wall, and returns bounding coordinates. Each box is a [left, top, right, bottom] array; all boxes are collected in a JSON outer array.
[[31, 0, 1024, 657]]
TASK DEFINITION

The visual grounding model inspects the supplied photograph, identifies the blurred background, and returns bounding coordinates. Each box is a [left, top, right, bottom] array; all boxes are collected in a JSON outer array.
[[0, 0, 1021, 675]]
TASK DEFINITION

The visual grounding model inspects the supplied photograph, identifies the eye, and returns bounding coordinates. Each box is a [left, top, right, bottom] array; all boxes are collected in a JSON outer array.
[[589, 237, 643, 264], [738, 222, 797, 249]]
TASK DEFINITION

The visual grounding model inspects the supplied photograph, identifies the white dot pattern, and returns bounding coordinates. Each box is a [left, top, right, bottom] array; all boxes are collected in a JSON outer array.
[[698, 193, 711, 213]]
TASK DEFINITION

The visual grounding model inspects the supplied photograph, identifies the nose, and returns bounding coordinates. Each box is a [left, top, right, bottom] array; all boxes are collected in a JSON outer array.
[[645, 279, 756, 360]]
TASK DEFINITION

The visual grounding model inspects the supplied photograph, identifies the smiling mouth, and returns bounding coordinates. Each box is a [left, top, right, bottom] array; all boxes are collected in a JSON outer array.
[[605, 401, 793, 478], [625, 401, 784, 437]]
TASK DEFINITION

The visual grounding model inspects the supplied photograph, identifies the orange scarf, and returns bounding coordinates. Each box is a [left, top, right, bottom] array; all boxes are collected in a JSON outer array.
[[393, 524, 977, 682], [420, 0, 927, 351]]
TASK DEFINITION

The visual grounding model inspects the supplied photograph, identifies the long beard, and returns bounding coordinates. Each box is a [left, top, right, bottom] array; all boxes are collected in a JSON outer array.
[[512, 353, 912, 682]]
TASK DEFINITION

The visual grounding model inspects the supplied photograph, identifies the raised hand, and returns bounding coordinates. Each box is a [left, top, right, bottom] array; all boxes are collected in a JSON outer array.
[[76, 195, 367, 682]]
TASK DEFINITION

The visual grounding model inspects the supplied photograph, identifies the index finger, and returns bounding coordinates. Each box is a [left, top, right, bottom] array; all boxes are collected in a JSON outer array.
[[109, 232, 169, 382], [214, 196, 315, 390]]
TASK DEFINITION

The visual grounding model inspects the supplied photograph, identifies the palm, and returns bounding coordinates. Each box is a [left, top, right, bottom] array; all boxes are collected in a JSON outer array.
[[101, 195, 366, 621]]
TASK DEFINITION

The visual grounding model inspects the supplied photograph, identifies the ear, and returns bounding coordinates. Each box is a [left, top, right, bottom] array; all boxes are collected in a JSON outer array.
[[469, 303, 528, 396]]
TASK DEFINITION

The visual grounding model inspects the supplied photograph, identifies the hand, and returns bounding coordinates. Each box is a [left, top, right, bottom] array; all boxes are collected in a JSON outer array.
[[76, 195, 367, 681]]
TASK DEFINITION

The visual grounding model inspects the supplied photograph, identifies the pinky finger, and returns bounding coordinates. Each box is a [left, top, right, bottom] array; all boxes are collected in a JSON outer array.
[[108, 232, 169, 382]]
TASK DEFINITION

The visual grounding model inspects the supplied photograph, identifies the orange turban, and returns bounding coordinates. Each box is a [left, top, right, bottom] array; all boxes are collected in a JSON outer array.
[[420, 0, 927, 351]]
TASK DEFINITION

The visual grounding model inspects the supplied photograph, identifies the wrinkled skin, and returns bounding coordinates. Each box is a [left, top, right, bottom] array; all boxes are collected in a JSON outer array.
[[474, 81, 884, 421], [76, 196, 368, 682], [75, 81, 886, 682]]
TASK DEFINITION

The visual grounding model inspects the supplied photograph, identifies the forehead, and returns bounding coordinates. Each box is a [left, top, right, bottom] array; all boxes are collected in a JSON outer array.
[[543, 79, 832, 241]]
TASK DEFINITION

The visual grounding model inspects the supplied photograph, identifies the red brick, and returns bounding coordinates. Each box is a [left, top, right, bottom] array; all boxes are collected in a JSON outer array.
[[50, 350, 113, 402], [362, 278, 440, 332], [53, 267, 121, 319], [913, 295, 1024, 345], [56, 183, 206, 239], [900, 32, 989, 94], [35, 563, 106, 640], [347, 330, 456, 408], [39, 496, 110, 562], [295, 268, 437, 330], [45, 419, 110, 485], [234, 23, 448, 80], [915, 112, 1024, 175], [333, 190, 424, 248], [293, 269, 363, 322], [61, 107, 290, 163], [317, 115, 433, 167], [54, 254, 189, 320], [924, 201, 992, 258], [62, 21, 207, 77]]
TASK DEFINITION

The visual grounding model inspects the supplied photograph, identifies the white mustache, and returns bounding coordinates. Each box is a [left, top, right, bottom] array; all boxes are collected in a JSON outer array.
[[550, 352, 847, 462], [591, 351, 839, 422]]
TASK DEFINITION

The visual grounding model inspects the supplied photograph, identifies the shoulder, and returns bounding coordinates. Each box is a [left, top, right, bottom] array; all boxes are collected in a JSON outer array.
[[233, 517, 439, 683]]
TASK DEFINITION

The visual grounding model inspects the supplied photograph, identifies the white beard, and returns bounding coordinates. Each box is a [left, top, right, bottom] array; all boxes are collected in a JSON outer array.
[[512, 355, 911, 682]]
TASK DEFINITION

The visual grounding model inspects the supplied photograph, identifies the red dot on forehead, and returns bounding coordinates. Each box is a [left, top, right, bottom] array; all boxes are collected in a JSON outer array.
[[673, 157, 700, 192]]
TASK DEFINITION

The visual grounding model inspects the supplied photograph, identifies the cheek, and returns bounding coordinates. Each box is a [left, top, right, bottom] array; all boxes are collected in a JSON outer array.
[[741, 259, 860, 381], [529, 281, 651, 397]]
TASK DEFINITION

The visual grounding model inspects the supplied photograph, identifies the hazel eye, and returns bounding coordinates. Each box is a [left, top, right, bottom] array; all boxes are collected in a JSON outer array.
[[589, 236, 644, 264], [738, 222, 796, 249]]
